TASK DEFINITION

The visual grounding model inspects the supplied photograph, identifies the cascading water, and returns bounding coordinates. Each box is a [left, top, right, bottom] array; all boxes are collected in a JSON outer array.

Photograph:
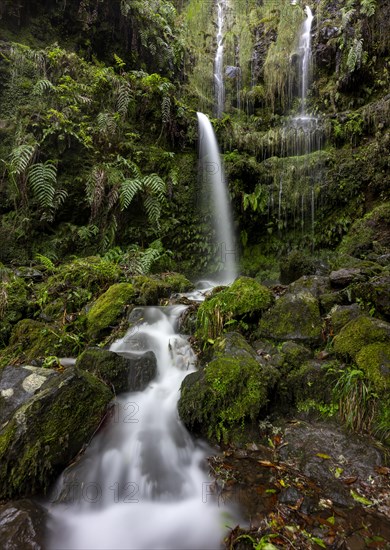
[[214, 0, 226, 118], [46, 304, 233, 549], [197, 111, 238, 284], [298, 5, 314, 115]]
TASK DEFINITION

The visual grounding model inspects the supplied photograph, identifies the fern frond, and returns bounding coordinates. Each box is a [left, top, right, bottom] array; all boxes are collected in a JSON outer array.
[[115, 155, 141, 178], [161, 95, 171, 125], [120, 178, 144, 209], [33, 79, 54, 96], [9, 144, 36, 175], [144, 195, 161, 226], [28, 162, 57, 208], [117, 82, 132, 117], [143, 173, 166, 200]]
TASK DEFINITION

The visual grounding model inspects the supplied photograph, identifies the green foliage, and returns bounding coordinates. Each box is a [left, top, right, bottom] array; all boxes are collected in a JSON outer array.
[[360, 0, 376, 17], [28, 162, 57, 209]]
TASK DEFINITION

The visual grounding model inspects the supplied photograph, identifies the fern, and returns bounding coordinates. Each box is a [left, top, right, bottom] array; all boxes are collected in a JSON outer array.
[[9, 144, 36, 175], [34, 253, 56, 272], [347, 38, 364, 73], [96, 112, 117, 135], [28, 162, 57, 208], [120, 178, 144, 209], [360, 0, 376, 17], [144, 195, 162, 226], [143, 173, 166, 201], [117, 82, 132, 117], [161, 95, 171, 125], [33, 79, 54, 95], [341, 8, 355, 30]]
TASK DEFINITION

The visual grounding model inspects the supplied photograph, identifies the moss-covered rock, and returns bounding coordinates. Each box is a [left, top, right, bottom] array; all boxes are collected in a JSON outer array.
[[282, 359, 335, 410], [178, 332, 279, 443], [0, 367, 112, 499], [279, 250, 317, 285], [351, 275, 390, 321], [333, 316, 390, 359], [289, 275, 330, 298], [132, 273, 194, 305], [355, 343, 390, 392], [2, 319, 80, 367], [0, 272, 29, 347], [77, 348, 157, 393], [329, 304, 361, 334], [338, 203, 390, 258], [281, 341, 312, 372], [86, 283, 134, 341], [258, 290, 323, 346], [196, 277, 273, 341]]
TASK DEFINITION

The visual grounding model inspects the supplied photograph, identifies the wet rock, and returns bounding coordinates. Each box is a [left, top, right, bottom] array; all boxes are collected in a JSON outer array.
[[131, 273, 194, 305], [330, 268, 365, 288], [0, 367, 112, 499], [258, 290, 322, 346], [0, 365, 57, 424], [289, 275, 330, 298], [179, 332, 279, 443], [281, 341, 312, 372], [0, 499, 47, 549], [77, 348, 157, 393]]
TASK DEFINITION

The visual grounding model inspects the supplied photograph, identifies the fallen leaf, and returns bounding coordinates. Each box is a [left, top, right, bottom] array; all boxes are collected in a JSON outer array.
[[350, 489, 373, 506], [334, 467, 344, 478], [343, 476, 358, 485], [316, 453, 331, 459], [375, 466, 390, 475]]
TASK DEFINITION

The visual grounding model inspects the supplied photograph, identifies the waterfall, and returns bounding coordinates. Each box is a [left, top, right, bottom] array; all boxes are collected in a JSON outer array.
[[197, 112, 238, 283], [298, 5, 314, 115], [214, 0, 225, 118], [46, 304, 233, 549]]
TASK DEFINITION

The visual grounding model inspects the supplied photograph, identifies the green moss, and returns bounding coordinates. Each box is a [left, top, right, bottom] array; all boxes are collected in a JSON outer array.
[[333, 316, 390, 359], [132, 273, 194, 305], [258, 290, 322, 346], [329, 304, 361, 334], [281, 341, 312, 372], [86, 283, 134, 341], [196, 277, 273, 341], [338, 203, 390, 258], [179, 333, 279, 443], [240, 246, 279, 280], [355, 343, 390, 392], [0, 273, 29, 347], [0, 368, 112, 498]]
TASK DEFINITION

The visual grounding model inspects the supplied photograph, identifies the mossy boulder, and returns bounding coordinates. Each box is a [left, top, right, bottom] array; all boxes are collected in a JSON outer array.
[[0, 367, 112, 499], [86, 283, 134, 341], [355, 343, 390, 392], [3, 319, 79, 367], [289, 275, 330, 298], [196, 277, 273, 341], [351, 275, 390, 321], [0, 273, 29, 347], [258, 290, 323, 346], [178, 332, 279, 443], [280, 359, 335, 409], [333, 316, 390, 359], [132, 273, 194, 305], [77, 348, 157, 393], [281, 341, 312, 372], [279, 250, 317, 285], [329, 304, 361, 334], [338, 203, 390, 258]]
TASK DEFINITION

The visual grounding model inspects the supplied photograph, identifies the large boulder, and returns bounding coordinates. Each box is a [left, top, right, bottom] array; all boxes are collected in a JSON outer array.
[[333, 316, 390, 359], [178, 332, 279, 443], [77, 348, 157, 393], [196, 277, 273, 341], [329, 304, 361, 334], [258, 290, 322, 346], [0, 367, 112, 499], [86, 283, 135, 341], [131, 273, 194, 305]]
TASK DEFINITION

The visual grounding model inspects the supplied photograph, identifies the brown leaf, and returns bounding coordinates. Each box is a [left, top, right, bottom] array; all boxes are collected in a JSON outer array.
[[343, 476, 358, 485], [375, 466, 390, 475]]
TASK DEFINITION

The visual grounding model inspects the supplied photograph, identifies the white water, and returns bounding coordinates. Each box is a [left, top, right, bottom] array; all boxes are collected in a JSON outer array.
[[298, 5, 314, 114], [197, 112, 238, 284], [214, 0, 226, 118], [46, 305, 232, 549]]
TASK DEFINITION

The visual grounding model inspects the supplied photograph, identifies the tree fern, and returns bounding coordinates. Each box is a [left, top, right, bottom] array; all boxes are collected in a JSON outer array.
[[27, 161, 57, 209], [120, 178, 144, 209]]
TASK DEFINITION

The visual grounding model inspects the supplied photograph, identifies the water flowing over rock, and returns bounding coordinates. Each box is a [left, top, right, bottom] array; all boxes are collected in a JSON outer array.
[[197, 112, 238, 283]]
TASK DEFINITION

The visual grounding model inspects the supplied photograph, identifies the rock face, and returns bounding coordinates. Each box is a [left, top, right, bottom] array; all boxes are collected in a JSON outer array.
[[258, 290, 322, 346], [0, 366, 112, 499], [0, 499, 47, 550], [77, 348, 157, 393], [178, 332, 279, 443]]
